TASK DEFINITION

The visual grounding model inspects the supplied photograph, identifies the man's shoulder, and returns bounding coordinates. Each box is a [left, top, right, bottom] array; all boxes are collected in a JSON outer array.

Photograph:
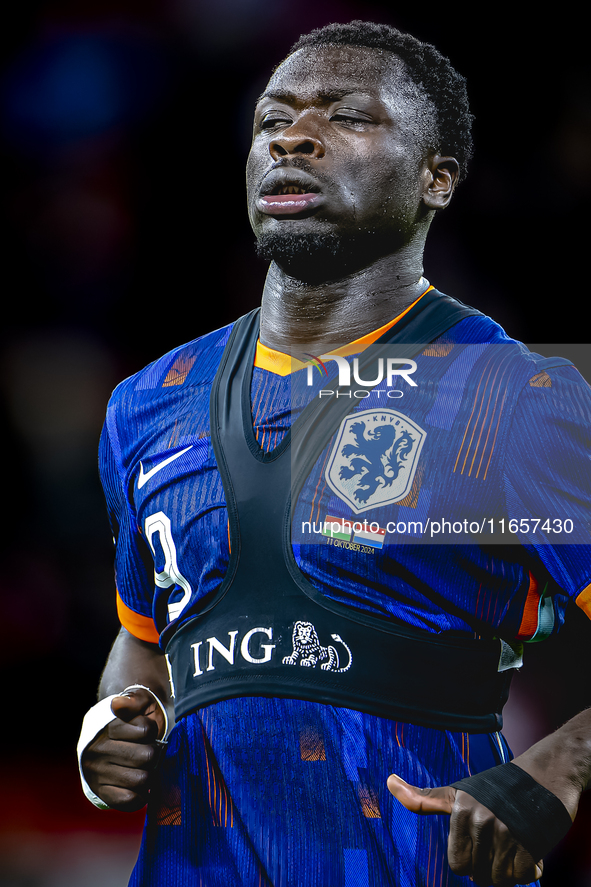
[[427, 303, 591, 422], [444, 308, 576, 376], [108, 321, 234, 411]]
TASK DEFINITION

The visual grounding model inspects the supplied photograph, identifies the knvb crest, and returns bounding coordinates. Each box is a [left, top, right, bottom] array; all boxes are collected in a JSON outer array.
[[325, 409, 426, 514]]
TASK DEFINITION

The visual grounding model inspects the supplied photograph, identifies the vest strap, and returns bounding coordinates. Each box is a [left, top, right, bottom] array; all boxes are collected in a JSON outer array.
[[166, 292, 517, 731]]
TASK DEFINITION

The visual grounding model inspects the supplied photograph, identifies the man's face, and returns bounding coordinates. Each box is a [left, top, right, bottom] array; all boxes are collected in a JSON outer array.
[[246, 44, 436, 271]]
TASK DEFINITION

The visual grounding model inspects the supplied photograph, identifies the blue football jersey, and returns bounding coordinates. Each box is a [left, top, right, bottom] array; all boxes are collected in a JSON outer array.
[[98, 289, 591, 886], [100, 304, 591, 646]]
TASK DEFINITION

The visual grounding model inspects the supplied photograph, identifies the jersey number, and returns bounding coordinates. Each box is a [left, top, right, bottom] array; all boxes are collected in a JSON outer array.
[[144, 511, 192, 621]]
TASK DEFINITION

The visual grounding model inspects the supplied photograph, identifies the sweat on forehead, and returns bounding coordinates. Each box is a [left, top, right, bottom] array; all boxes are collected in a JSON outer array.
[[266, 44, 421, 103]]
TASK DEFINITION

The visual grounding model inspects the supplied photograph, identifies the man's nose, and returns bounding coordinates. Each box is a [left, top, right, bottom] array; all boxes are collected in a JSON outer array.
[[269, 118, 325, 160]]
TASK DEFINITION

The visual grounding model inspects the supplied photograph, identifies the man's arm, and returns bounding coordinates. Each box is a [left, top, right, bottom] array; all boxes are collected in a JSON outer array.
[[388, 708, 591, 887], [80, 626, 174, 811]]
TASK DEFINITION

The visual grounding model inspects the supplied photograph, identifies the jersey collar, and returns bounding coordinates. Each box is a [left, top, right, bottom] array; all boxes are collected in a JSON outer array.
[[254, 283, 433, 376]]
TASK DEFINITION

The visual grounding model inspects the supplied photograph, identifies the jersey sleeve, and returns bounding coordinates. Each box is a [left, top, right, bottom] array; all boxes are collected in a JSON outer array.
[[99, 410, 160, 644], [502, 363, 591, 616]]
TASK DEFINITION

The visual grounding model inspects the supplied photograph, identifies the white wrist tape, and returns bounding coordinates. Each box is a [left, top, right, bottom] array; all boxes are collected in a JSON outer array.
[[77, 684, 170, 810]]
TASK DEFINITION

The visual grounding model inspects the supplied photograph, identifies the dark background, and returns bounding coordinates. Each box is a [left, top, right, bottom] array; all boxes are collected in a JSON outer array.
[[1, 2, 590, 884]]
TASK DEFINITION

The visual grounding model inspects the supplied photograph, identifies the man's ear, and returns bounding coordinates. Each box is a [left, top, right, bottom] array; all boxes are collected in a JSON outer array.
[[422, 155, 460, 211]]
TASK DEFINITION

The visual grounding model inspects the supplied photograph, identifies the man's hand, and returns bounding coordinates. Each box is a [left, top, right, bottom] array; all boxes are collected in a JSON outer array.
[[387, 711, 591, 886], [81, 688, 166, 811], [387, 774, 543, 886]]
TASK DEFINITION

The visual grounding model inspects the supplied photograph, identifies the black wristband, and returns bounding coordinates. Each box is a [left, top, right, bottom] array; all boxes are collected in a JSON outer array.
[[452, 761, 572, 862]]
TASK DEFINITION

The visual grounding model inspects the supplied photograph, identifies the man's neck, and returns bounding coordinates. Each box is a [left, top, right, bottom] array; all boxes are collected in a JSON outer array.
[[259, 250, 427, 355]]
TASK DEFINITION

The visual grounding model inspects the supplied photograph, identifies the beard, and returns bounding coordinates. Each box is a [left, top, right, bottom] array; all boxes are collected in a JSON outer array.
[[255, 227, 401, 284], [256, 228, 342, 266]]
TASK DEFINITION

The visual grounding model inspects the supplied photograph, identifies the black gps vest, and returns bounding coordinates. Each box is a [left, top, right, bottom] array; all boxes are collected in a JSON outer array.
[[165, 290, 516, 732]]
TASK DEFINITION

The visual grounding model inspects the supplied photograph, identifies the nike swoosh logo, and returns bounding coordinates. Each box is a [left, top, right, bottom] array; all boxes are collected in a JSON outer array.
[[138, 445, 194, 489]]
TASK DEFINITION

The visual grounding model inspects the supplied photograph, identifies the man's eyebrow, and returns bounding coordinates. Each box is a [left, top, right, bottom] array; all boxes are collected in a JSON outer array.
[[255, 87, 365, 105]]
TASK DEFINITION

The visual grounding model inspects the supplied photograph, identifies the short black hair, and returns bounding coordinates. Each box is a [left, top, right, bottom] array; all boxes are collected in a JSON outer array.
[[286, 21, 474, 182]]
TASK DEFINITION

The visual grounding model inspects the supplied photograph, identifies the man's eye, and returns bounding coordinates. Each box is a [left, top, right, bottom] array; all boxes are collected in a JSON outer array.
[[259, 115, 291, 131], [331, 113, 370, 127]]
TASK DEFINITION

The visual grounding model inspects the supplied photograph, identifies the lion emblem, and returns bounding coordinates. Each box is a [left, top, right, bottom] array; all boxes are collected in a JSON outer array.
[[339, 420, 414, 504], [325, 409, 427, 514], [282, 621, 352, 672]]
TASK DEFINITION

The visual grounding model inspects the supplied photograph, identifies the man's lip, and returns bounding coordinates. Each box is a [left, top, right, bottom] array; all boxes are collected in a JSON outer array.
[[256, 167, 324, 216], [257, 191, 322, 216], [259, 167, 321, 196]]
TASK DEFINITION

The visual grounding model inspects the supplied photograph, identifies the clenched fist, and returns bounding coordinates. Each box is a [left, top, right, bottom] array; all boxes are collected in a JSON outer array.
[[81, 688, 166, 811]]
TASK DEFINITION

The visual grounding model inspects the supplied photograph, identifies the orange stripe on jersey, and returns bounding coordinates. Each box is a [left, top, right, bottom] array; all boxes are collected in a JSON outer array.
[[116, 590, 160, 643], [162, 355, 197, 387], [358, 782, 381, 818], [454, 352, 512, 479], [516, 573, 541, 640], [156, 782, 183, 825], [575, 583, 591, 620], [299, 725, 327, 761]]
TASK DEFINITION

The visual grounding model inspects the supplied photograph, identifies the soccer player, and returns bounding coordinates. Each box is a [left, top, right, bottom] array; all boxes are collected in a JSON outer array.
[[78, 21, 591, 887]]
